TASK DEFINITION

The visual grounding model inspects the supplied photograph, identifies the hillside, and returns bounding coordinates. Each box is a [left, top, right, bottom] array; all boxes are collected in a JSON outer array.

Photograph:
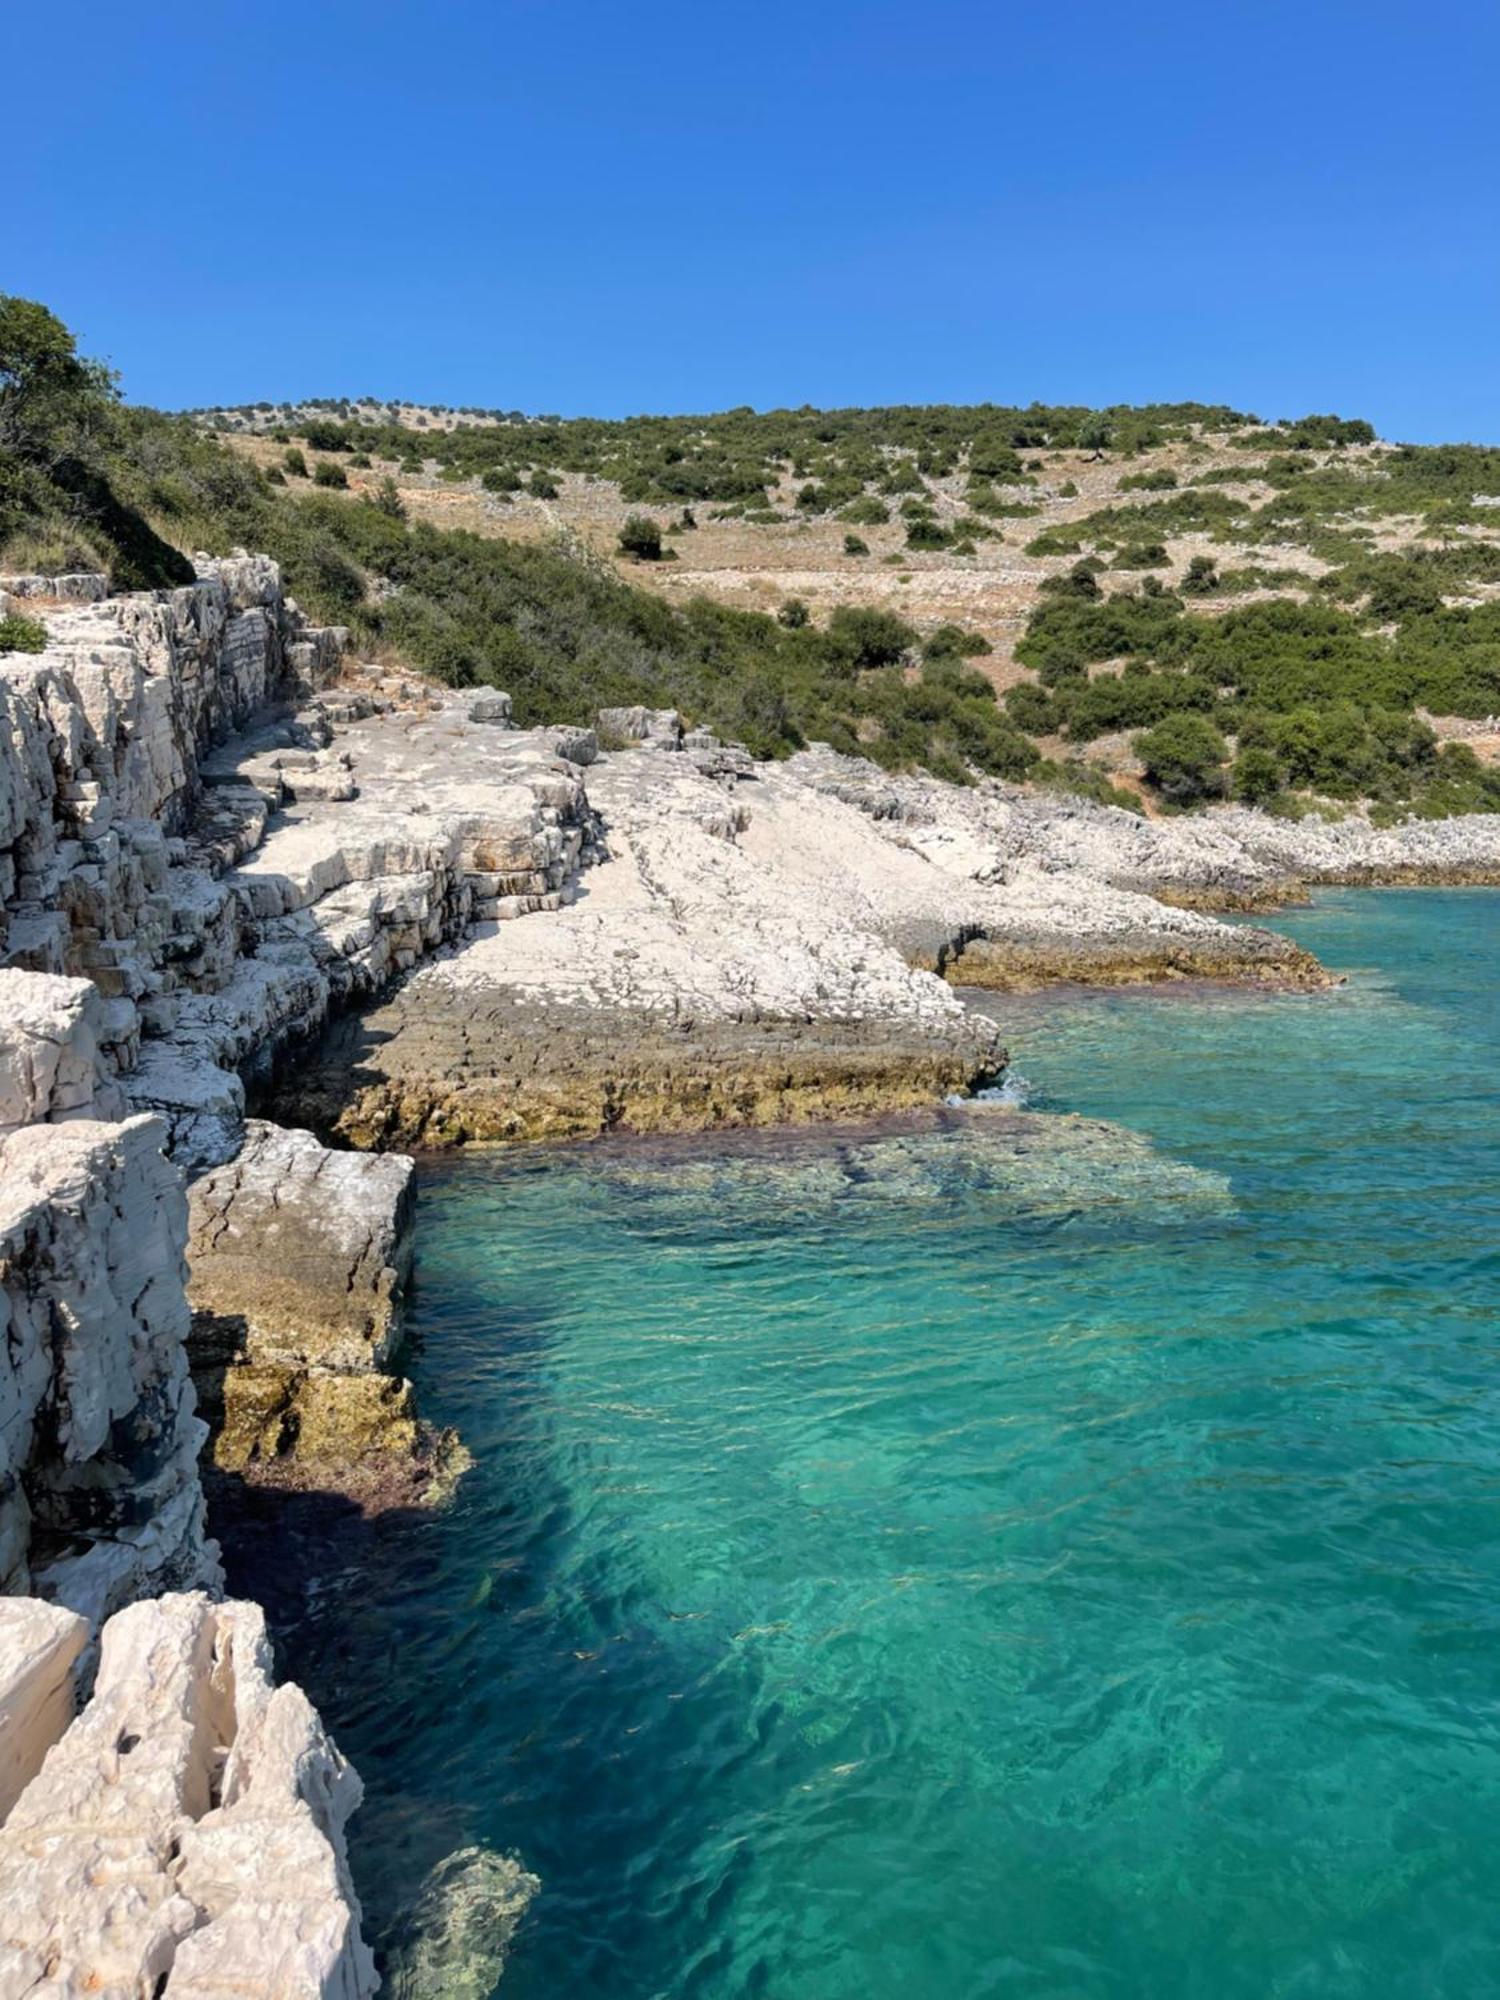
[[5, 294, 1500, 819]]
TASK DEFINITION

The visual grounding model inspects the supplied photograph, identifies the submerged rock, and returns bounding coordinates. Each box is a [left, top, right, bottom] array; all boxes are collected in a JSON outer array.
[[388, 1845, 540, 2000], [467, 1101, 1233, 1233]]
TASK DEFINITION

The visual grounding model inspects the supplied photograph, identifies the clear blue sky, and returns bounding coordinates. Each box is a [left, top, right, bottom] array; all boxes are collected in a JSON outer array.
[[9, 0, 1496, 441]]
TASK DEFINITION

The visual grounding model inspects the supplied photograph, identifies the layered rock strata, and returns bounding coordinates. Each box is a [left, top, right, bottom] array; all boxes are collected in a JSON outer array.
[[0, 1108, 219, 1625], [186, 1121, 464, 1504], [281, 740, 1347, 1144], [0, 558, 589, 1503], [0, 1590, 375, 1998]]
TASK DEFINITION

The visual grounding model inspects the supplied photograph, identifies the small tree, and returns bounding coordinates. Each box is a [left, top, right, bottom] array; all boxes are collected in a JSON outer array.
[[373, 476, 407, 520], [1232, 745, 1284, 806], [825, 605, 915, 669], [618, 515, 663, 561], [0, 294, 118, 468], [1181, 554, 1220, 595], [1077, 414, 1112, 461], [1135, 714, 1229, 806], [283, 446, 308, 477], [1039, 560, 1102, 601], [778, 597, 810, 628]]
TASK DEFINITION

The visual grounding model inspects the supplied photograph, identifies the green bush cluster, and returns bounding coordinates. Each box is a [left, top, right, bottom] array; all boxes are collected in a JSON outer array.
[[9, 292, 1500, 817], [0, 611, 47, 653]]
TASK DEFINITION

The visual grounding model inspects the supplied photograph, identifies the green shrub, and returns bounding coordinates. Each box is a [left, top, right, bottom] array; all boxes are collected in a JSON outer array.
[[1180, 554, 1220, 595], [824, 605, 915, 669], [1004, 682, 1058, 733], [1038, 561, 1102, 601], [1134, 713, 1229, 805], [880, 458, 926, 495], [0, 612, 47, 653], [1231, 745, 1283, 804], [283, 447, 308, 477], [778, 597, 810, 628], [843, 533, 869, 556], [312, 460, 349, 489], [1112, 542, 1169, 569], [618, 514, 663, 560], [968, 435, 1025, 481], [1034, 757, 1145, 813], [1119, 469, 1178, 492], [905, 518, 951, 550], [1078, 415, 1112, 458], [839, 494, 890, 526], [924, 623, 991, 660]]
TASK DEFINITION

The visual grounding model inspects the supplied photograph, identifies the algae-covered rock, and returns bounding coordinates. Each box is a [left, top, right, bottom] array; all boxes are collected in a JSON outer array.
[[187, 1121, 463, 1505]]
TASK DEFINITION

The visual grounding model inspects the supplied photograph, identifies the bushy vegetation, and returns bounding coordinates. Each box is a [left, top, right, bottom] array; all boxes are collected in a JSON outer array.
[[0, 299, 1039, 783], [1011, 573, 1500, 814], [8, 294, 1500, 817], [0, 294, 194, 587], [185, 393, 1261, 519], [0, 611, 47, 653]]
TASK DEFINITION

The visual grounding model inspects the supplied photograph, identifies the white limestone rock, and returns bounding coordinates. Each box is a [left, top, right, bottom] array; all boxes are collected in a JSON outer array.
[[0, 1115, 220, 1614], [0, 1591, 376, 1999], [0, 1598, 88, 1819], [0, 970, 126, 1132]]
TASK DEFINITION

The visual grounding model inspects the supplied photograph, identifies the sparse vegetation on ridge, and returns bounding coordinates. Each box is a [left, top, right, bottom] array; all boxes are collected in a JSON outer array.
[[5, 293, 1500, 815]]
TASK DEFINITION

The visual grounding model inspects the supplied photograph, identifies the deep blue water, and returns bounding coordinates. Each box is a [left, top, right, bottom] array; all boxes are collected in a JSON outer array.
[[280, 890, 1500, 1999]]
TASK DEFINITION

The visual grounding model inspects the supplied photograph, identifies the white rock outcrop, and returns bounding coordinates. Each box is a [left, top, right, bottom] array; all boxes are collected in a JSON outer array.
[[0, 1598, 87, 1820], [0, 1114, 218, 1621], [185, 1122, 459, 1498], [0, 1591, 376, 1998]]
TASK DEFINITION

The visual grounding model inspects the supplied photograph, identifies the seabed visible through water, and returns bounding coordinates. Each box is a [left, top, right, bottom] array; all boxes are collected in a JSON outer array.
[[269, 890, 1500, 2000]]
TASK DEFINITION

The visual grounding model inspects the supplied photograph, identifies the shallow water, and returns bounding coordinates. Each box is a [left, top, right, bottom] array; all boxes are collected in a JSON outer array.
[[279, 890, 1500, 1999]]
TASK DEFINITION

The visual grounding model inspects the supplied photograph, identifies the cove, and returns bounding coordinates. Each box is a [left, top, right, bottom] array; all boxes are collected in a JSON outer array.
[[275, 888, 1500, 1999]]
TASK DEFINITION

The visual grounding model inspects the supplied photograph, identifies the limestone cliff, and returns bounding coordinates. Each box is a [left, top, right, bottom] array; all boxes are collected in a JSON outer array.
[[0, 1591, 375, 1997]]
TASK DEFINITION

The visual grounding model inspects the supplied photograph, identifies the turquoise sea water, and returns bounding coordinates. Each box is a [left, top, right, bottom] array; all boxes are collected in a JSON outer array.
[[279, 890, 1500, 1999]]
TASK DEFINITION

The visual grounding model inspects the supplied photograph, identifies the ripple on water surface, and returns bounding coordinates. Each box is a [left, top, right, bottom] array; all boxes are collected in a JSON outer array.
[[279, 890, 1500, 2000]]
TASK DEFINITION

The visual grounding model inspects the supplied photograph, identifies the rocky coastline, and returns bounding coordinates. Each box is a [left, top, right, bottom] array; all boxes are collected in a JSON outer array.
[[3, 554, 1500, 1990]]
